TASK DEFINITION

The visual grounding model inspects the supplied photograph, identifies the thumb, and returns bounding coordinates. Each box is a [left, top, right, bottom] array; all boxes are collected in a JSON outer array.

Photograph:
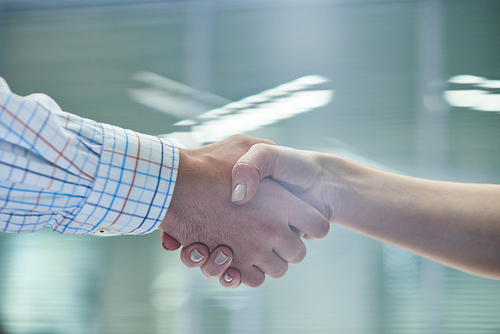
[[231, 143, 277, 204], [160, 231, 181, 251]]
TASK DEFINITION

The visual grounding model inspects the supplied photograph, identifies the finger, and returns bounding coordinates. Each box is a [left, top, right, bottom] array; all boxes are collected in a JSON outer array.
[[224, 134, 276, 147], [290, 226, 317, 241], [289, 199, 330, 241], [266, 183, 328, 263], [273, 228, 308, 264], [243, 178, 309, 265], [302, 234, 319, 241], [239, 265, 266, 288], [179, 243, 210, 269], [219, 268, 242, 289], [256, 138, 277, 146], [255, 251, 289, 279], [231, 143, 278, 204], [290, 225, 305, 238], [201, 247, 233, 280], [160, 231, 181, 251]]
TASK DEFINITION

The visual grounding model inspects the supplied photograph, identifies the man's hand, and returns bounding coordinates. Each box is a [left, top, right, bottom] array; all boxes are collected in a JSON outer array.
[[160, 135, 329, 287], [161, 231, 243, 288]]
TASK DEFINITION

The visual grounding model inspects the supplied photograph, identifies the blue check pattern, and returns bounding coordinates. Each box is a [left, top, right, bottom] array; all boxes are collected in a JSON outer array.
[[0, 78, 178, 235]]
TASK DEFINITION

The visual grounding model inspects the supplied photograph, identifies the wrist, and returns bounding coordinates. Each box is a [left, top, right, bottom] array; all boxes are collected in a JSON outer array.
[[317, 153, 375, 227], [159, 144, 234, 244], [159, 147, 196, 240]]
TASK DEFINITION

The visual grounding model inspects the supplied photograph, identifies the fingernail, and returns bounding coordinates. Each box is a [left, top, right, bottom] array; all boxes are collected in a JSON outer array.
[[224, 272, 233, 283], [190, 248, 204, 262], [231, 183, 246, 202], [214, 250, 229, 265]]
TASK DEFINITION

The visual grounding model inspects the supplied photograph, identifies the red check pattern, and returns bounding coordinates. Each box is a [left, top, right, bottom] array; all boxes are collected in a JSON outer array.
[[0, 78, 178, 235]]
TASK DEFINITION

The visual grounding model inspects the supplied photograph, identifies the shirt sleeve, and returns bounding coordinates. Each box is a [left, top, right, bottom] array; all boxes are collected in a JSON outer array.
[[0, 78, 179, 235]]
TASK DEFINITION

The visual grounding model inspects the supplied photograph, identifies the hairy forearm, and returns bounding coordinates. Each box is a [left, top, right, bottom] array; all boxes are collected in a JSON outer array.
[[322, 155, 500, 279]]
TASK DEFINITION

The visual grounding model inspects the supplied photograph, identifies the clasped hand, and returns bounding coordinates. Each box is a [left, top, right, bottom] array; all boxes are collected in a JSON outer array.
[[159, 135, 329, 288]]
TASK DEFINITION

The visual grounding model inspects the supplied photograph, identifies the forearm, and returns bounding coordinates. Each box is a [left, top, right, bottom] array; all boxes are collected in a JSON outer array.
[[0, 77, 179, 235], [323, 155, 500, 279]]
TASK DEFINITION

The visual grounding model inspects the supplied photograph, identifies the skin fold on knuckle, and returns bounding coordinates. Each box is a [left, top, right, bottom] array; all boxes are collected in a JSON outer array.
[[253, 143, 276, 172], [291, 244, 307, 264], [314, 217, 331, 239], [246, 276, 265, 288], [233, 160, 258, 183], [272, 264, 289, 279], [231, 134, 255, 150], [254, 220, 282, 247]]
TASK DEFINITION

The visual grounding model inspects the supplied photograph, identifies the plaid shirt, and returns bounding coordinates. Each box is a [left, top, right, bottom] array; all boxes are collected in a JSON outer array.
[[0, 78, 178, 235]]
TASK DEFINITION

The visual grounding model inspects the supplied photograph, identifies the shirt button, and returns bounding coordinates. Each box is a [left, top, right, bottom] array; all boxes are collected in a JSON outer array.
[[95, 227, 111, 234]]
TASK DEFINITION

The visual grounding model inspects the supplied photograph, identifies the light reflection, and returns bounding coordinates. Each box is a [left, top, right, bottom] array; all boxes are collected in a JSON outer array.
[[443, 75, 500, 112], [129, 71, 231, 119], [131, 73, 335, 148], [447, 74, 487, 85], [479, 80, 500, 89], [160, 76, 334, 148], [191, 90, 334, 145]]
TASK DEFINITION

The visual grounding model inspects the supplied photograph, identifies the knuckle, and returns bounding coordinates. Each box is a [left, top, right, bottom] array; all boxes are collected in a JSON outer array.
[[233, 160, 255, 174], [315, 219, 330, 239], [291, 243, 307, 264], [251, 142, 270, 153], [272, 263, 289, 279], [230, 134, 253, 148], [257, 224, 281, 243], [247, 275, 265, 288]]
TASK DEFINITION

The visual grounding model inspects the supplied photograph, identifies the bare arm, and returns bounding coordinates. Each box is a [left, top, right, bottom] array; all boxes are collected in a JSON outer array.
[[232, 144, 500, 279]]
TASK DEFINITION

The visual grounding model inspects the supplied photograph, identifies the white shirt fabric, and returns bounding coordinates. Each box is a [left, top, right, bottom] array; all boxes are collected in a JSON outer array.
[[0, 78, 179, 235]]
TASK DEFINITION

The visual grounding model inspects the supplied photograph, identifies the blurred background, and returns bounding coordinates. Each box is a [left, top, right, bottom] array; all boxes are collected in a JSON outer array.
[[1, 0, 500, 333]]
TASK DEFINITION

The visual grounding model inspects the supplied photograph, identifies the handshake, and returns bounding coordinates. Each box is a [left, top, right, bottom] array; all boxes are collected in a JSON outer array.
[[159, 134, 500, 285], [158, 135, 331, 289], [2, 78, 498, 286]]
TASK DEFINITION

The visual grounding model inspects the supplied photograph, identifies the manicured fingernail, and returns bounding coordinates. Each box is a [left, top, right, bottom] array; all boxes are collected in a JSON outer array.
[[224, 272, 233, 283], [190, 248, 204, 262], [231, 183, 246, 202], [214, 250, 229, 265]]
